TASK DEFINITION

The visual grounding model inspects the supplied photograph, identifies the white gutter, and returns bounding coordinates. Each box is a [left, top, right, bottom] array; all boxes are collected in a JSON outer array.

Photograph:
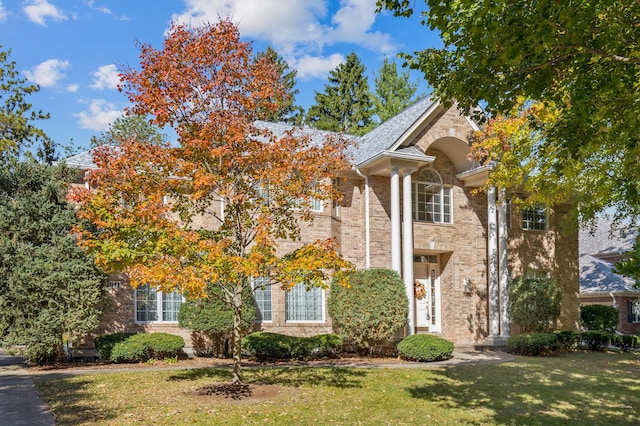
[[354, 168, 370, 269]]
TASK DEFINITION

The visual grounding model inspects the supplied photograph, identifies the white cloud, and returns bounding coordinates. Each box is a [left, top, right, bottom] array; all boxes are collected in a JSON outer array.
[[86, 0, 111, 15], [66, 83, 79, 93], [74, 99, 122, 131], [0, 2, 8, 21], [23, 0, 67, 26], [90, 64, 120, 90], [294, 53, 344, 80], [171, 0, 397, 68], [24, 59, 70, 87]]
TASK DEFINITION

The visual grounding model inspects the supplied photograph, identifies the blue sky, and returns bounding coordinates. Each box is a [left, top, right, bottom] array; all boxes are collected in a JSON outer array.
[[0, 0, 441, 153]]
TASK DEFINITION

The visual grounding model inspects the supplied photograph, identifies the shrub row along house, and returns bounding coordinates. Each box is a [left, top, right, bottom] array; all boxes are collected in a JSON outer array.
[[65, 97, 580, 353]]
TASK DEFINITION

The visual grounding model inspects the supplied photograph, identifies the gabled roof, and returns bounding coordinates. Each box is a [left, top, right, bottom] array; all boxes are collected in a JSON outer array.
[[354, 97, 437, 165], [60, 149, 99, 170], [580, 253, 638, 294], [579, 218, 637, 257]]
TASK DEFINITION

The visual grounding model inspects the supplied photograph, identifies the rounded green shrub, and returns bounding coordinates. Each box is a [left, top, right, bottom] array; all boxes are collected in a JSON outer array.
[[94, 332, 138, 360], [241, 332, 342, 361], [553, 330, 581, 352], [396, 334, 454, 362], [328, 268, 408, 352], [580, 304, 618, 334], [507, 332, 558, 356], [581, 331, 611, 351], [109, 332, 185, 363], [178, 283, 256, 357]]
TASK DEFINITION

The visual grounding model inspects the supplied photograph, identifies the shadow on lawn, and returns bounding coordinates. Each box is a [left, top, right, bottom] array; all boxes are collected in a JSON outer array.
[[406, 352, 640, 425], [36, 377, 119, 425], [169, 366, 368, 389]]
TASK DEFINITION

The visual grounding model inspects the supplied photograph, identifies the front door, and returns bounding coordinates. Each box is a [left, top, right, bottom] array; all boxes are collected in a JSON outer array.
[[414, 260, 441, 333]]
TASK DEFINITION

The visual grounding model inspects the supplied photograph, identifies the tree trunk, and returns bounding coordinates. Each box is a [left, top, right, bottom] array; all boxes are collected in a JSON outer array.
[[231, 288, 243, 385]]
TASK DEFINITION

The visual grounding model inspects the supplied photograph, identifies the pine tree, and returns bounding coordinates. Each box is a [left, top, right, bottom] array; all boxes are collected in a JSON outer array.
[[371, 58, 421, 122], [306, 52, 374, 135], [0, 161, 107, 362], [254, 46, 304, 124]]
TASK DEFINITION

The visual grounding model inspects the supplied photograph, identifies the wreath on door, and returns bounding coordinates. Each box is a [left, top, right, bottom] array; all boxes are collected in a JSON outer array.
[[414, 279, 426, 300]]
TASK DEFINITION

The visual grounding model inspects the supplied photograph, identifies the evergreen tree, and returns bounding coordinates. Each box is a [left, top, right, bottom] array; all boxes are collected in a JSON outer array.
[[306, 52, 374, 135], [0, 161, 107, 362], [371, 58, 421, 122], [254, 46, 304, 124], [0, 46, 51, 161]]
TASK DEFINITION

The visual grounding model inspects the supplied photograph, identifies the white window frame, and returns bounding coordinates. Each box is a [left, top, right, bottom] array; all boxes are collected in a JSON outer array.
[[134, 284, 183, 323], [413, 169, 452, 224], [285, 284, 325, 323], [252, 277, 272, 323], [522, 206, 548, 231], [631, 301, 640, 323]]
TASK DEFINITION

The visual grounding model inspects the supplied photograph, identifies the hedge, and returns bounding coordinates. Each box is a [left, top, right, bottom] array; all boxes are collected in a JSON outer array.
[[241, 332, 342, 361], [109, 333, 185, 363], [396, 334, 454, 362], [507, 333, 558, 356]]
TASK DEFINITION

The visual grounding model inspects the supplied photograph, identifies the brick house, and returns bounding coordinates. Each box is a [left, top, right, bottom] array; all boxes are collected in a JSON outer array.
[[579, 219, 640, 334], [65, 97, 580, 351]]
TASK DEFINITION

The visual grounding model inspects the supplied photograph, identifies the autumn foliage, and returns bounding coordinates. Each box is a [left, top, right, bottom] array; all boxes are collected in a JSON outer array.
[[70, 20, 354, 383]]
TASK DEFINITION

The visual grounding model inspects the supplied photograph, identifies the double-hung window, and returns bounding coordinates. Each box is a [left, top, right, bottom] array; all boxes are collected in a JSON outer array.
[[413, 169, 452, 223], [135, 284, 183, 323], [522, 206, 547, 231], [252, 277, 272, 322], [628, 301, 640, 323], [286, 284, 324, 322]]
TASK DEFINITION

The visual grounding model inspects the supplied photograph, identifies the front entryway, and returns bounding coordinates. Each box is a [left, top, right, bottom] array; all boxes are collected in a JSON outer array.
[[414, 256, 441, 333]]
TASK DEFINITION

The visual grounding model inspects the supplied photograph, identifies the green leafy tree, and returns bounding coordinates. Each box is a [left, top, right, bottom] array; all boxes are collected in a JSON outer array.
[[614, 235, 640, 287], [90, 115, 166, 147], [306, 52, 374, 135], [0, 46, 51, 161], [254, 46, 304, 124], [0, 161, 107, 362], [508, 276, 561, 333], [376, 1, 640, 222], [371, 58, 421, 122], [328, 268, 408, 353]]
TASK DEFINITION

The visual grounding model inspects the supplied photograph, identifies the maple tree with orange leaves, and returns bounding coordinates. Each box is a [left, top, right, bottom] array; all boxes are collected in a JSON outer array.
[[70, 20, 354, 384]]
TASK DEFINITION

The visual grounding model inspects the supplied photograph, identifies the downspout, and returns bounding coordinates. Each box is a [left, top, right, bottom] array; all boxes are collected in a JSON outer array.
[[354, 168, 371, 269]]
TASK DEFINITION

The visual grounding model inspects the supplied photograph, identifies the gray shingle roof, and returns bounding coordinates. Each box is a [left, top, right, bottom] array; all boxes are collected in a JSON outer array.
[[59, 149, 98, 169], [580, 253, 636, 293], [354, 97, 436, 165], [579, 219, 637, 256]]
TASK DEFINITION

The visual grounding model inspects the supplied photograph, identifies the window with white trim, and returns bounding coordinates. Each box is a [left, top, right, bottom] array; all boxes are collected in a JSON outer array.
[[522, 206, 547, 231], [252, 277, 272, 322], [135, 284, 183, 323], [413, 169, 452, 223], [286, 284, 324, 322]]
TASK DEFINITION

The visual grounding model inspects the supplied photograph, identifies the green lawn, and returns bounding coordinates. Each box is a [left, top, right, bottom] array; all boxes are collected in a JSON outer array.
[[36, 351, 639, 425]]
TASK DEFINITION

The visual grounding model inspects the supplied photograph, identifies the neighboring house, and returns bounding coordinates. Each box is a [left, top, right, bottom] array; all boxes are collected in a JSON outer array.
[[64, 98, 580, 350], [579, 219, 640, 334]]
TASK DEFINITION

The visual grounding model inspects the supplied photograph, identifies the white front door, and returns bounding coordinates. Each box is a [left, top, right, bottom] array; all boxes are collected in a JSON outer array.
[[414, 261, 441, 333]]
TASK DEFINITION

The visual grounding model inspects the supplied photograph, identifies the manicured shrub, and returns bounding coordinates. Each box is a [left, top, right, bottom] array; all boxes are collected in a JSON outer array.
[[507, 333, 558, 356], [109, 333, 185, 363], [328, 268, 408, 353], [178, 283, 256, 357], [396, 334, 454, 362], [580, 304, 618, 334], [508, 276, 561, 332], [618, 335, 640, 351], [581, 331, 611, 351], [94, 332, 138, 360], [241, 332, 342, 361], [553, 330, 581, 352]]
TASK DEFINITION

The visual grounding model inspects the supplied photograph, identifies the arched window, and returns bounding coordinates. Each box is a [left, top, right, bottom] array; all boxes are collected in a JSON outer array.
[[413, 169, 452, 223]]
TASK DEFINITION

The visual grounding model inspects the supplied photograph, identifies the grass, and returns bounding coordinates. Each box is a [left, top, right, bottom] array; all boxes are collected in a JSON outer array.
[[36, 351, 639, 425]]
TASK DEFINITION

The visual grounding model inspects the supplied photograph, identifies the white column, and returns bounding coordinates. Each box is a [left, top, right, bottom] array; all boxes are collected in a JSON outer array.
[[390, 168, 401, 273], [487, 185, 499, 337], [498, 188, 510, 337], [402, 170, 415, 335]]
